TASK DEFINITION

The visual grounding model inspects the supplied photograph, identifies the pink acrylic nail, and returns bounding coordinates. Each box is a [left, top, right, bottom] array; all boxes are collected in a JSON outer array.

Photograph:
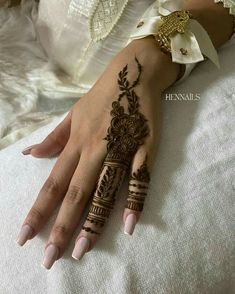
[[22, 144, 38, 155], [124, 214, 137, 235], [72, 237, 90, 260], [42, 244, 59, 270], [16, 224, 33, 246]]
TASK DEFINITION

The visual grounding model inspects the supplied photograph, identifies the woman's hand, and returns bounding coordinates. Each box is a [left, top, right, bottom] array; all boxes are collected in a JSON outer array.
[[17, 37, 180, 269]]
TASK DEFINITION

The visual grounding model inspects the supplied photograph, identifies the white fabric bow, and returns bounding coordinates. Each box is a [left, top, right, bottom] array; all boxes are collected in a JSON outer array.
[[128, 0, 220, 67]]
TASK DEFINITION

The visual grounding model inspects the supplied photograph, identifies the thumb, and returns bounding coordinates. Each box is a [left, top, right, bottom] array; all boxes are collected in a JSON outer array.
[[22, 111, 72, 158]]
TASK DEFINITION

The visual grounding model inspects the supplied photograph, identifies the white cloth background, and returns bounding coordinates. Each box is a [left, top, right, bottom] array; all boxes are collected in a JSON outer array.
[[0, 32, 235, 293]]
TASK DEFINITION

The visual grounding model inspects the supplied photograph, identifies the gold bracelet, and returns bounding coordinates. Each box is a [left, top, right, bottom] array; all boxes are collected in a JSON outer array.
[[154, 10, 192, 56]]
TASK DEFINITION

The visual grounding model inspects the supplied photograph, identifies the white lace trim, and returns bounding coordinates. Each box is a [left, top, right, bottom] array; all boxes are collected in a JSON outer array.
[[67, 0, 96, 18], [214, 0, 235, 15], [89, 0, 129, 41]]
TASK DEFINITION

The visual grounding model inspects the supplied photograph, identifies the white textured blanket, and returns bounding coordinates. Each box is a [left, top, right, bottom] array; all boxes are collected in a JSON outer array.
[[0, 33, 235, 293]]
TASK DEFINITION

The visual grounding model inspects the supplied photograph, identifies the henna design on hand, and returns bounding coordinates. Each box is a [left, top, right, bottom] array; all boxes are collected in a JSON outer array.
[[83, 57, 151, 234]]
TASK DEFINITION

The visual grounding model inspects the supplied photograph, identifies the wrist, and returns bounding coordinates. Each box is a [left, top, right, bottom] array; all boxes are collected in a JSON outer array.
[[125, 36, 181, 91]]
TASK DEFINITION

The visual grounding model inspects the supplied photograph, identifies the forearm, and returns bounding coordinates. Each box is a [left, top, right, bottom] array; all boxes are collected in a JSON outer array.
[[185, 0, 234, 48], [128, 0, 234, 91]]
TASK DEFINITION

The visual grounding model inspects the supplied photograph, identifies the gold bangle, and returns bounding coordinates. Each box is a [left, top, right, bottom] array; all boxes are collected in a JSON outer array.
[[154, 10, 192, 56], [153, 10, 191, 82]]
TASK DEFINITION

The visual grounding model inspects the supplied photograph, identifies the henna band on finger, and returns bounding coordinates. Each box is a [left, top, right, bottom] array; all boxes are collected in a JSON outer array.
[[83, 57, 151, 233], [126, 155, 150, 212]]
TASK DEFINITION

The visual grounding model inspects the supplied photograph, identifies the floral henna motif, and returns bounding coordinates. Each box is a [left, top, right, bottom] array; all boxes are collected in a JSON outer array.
[[83, 58, 151, 234]]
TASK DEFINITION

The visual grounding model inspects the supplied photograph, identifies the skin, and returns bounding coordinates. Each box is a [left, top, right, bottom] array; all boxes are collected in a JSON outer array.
[[0, 0, 21, 7], [18, 0, 234, 267]]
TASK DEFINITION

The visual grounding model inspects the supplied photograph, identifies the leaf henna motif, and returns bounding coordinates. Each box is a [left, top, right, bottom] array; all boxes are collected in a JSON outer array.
[[97, 166, 117, 199], [130, 155, 150, 183]]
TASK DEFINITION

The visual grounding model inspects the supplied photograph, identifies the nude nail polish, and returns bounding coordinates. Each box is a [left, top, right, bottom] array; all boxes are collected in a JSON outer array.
[[72, 237, 90, 261], [124, 214, 137, 235], [16, 224, 33, 246], [22, 144, 38, 155], [42, 244, 59, 270]]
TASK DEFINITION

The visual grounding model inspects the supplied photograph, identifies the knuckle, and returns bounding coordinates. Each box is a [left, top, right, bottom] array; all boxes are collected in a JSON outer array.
[[27, 207, 44, 223], [65, 184, 85, 205], [41, 177, 59, 195], [53, 224, 68, 236], [48, 130, 65, 148]]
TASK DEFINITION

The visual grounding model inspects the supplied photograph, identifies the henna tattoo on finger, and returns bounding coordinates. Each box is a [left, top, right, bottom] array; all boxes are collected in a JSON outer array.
[[83, 57, 151, 234], [126, 155, 150, 212], [82, 226, 100, 235]]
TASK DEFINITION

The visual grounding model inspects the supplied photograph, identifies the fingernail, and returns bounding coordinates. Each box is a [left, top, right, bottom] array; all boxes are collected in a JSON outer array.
[[72, 237, 90, 261], [16, 224, 33, 246], [42, 244, 59, 270], [22, 144, 38, 155], [124, 214, 137, 235]]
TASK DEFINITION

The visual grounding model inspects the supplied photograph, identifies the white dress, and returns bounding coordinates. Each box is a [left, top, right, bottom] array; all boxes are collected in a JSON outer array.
[[36, 0, 154, 93]]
